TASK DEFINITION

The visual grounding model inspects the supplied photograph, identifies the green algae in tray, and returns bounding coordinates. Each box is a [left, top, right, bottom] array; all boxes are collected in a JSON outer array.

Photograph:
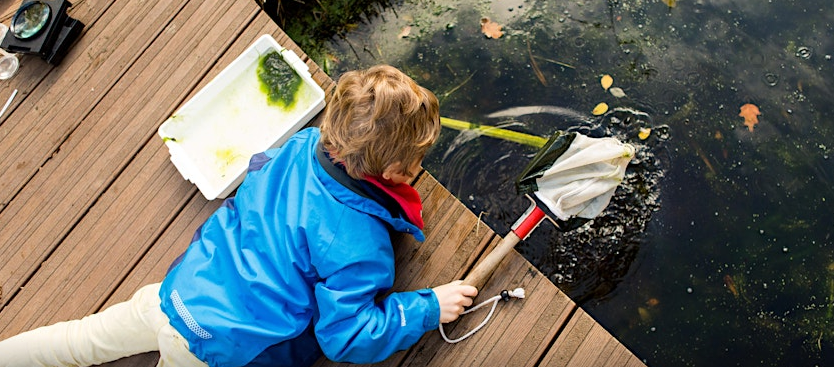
[[258, 50, 303, 108], [158, 35, 326, 200]]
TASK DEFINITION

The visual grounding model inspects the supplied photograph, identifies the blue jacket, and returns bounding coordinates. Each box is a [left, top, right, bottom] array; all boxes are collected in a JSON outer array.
[[159, 128, 440, 367]]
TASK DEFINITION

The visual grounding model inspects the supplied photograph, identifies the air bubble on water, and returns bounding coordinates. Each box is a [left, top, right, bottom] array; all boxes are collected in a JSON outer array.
[[763, 73, 779, 87], [795, 46, 812, 59]]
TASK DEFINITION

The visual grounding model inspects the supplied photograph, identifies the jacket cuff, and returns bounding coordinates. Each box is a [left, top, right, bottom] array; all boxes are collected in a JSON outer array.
[[415, 288, 440, 330]]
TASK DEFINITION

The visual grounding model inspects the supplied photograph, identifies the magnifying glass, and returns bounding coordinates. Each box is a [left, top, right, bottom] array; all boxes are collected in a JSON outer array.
[[11, 1, 52, 40]]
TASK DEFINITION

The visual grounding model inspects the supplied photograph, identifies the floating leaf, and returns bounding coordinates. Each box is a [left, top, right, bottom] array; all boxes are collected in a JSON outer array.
[[724, 274, 739, 298], [601, 74, 613, 90], [638, 127, 651, 140], [480, 17, 504, 39], [738, 103, 761, 131], [664, 0, 677, 8], [609, 87, 626, 98], [592, 102, 609, 115], [397, 25, 412, 39], [638, 307, 652, 322]]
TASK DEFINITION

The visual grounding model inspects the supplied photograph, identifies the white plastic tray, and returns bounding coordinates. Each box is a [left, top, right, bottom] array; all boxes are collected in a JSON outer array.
[[158, 34, 325, 200]]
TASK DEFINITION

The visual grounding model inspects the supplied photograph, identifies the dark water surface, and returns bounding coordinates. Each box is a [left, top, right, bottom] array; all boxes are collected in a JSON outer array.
[[323, 0, 834, 365]]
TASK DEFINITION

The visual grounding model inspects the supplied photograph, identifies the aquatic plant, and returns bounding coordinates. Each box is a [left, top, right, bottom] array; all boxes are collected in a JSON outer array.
[[255, 0, 394, 69], [257, 51, 302, 108]]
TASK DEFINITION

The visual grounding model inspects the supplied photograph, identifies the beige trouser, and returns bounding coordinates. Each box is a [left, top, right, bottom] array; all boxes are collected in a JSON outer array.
[[0, 283, 208, 367]]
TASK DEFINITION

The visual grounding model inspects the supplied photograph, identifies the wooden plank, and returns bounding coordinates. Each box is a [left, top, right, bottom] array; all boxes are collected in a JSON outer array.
[[601, 339, 646, 367], [0, 142, 193, 335], [0, 0, 115, 132], [562, 322, 614, 366], [0, 0, 260, 337], [401, 172, 495, 288], [538, 307, 645, 367], [538, 308, 596, 367], [394, 251, 574, 367], [0, 0, 191, 311], [0, 0, 184, 205]]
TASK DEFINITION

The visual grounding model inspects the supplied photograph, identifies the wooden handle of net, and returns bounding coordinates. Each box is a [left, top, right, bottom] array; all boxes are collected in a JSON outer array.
[[461, 232, 522, 290], [461, 205, 547, 290]]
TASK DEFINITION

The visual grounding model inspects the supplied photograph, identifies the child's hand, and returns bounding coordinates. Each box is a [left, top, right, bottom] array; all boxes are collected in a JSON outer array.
[[432, 281, 479, 323]]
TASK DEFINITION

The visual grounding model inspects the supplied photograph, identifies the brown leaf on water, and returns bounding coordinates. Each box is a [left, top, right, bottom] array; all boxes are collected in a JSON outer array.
[[664, 0, 677, 8], [724, 274, 739, 298], [397, 26, 412, 39], [739, 103, 761, 132], [480, 17, 504, 39]]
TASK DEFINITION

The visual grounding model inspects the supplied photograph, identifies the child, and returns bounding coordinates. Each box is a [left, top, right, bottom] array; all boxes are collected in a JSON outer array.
[[0, 65, 478, 367]]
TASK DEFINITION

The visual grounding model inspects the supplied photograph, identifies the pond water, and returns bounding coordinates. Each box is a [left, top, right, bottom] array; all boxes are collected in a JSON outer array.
[[320, 0, 833, 365]]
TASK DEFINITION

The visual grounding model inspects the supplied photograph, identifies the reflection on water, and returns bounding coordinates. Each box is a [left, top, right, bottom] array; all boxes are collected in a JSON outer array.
[[323, 0, 834, 365]]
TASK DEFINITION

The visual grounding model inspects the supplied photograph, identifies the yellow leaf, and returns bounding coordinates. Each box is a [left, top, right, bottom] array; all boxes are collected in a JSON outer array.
[[638, 127, 651, 140], [638, 307, 652, 322], [664, 0, 677, 8], [592, 102, 609, 115], [601, 74, 613, 90], [480, 17, 504, 39]]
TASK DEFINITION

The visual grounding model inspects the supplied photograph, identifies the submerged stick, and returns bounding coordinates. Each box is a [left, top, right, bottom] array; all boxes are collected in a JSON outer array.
[[440, 117, 548, 148]]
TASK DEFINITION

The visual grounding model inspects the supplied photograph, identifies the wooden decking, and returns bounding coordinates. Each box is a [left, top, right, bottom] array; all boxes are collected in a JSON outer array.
[[0, 1, 645, 366]]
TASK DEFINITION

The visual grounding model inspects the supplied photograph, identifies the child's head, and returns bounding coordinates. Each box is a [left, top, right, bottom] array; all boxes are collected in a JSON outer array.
[[320, 65, 441, 181]]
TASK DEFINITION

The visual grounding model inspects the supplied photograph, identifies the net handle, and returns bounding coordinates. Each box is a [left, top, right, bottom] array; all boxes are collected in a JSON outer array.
[[462, 205, 546, 289]]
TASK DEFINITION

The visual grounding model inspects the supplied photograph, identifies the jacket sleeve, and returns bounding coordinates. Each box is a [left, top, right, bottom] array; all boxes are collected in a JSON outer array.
[[312, 225, 440, 363]]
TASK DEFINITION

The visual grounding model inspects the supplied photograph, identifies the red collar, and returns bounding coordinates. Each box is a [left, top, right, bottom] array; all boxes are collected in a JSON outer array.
[[364, 176, 424, 229]]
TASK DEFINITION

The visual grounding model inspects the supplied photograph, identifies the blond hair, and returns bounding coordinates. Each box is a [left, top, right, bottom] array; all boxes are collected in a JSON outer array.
[[320, 65, 441, 179]]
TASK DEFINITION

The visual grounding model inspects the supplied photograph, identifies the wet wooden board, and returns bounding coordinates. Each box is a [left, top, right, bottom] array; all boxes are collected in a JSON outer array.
[[0, 1, 644, 366]]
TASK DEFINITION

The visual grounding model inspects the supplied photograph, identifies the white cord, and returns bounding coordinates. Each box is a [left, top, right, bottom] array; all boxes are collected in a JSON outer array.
[[438, 288, 525, 344], [0, 89, 17, 120]]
